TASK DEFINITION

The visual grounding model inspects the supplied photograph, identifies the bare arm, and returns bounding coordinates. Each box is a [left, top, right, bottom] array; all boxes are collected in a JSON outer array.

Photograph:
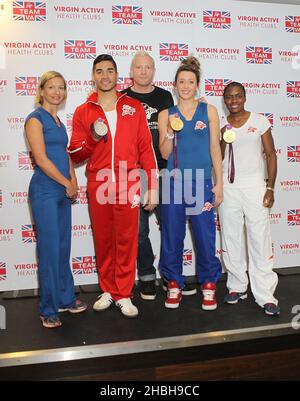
[[158, 109, 174, 160], [69, 156, 78, 194], [25, 118, 77, 198], [208, 104, 223, 206], [262, 128, 277, 208]]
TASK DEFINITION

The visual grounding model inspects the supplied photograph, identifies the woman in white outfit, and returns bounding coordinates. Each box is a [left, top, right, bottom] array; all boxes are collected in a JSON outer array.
[[219, 82, 280, 316]]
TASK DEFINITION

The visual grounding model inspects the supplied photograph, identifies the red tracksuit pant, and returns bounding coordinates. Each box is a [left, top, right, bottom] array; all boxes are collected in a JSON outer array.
[[87, 180, 139, 300]]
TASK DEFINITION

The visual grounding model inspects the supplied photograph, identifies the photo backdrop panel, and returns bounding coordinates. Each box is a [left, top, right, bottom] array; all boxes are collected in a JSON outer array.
[[0, 0, 299, 290]]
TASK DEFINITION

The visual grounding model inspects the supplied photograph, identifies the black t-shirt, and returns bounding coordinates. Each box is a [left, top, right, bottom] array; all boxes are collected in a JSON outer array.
[[122, 86, 174, 170]]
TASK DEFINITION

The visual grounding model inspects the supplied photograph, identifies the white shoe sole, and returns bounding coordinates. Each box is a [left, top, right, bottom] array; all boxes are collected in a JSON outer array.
[[202, 304, 217, 311], [115, 301, 139, 318], [140, 292, 156, 300], [182, 288, 197, 296], [116, 306, 138, 318], [165, 302, 180, 309]]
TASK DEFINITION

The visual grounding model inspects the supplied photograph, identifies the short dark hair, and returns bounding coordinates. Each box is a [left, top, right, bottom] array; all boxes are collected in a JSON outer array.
[[93, 54, 117, 72], [223, 81, 246, 97]]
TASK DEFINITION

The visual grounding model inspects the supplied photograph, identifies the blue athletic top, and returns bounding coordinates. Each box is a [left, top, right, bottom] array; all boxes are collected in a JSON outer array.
[[166, 102, 212, 179], [25, 107, 70, 185]]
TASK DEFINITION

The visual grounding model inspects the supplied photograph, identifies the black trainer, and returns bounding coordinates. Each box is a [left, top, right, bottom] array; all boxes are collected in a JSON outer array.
[[162, 279, 197, 296], [140, 280, 156, 300]]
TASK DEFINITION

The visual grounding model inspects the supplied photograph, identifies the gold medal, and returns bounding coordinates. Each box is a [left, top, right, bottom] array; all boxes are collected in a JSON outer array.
[[170, 117, 184, 131], [223, 124, 236, 143]]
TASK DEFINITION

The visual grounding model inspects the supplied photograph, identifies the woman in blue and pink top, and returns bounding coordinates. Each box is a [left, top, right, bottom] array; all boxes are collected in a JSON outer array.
[[158, 56, 223, 311]]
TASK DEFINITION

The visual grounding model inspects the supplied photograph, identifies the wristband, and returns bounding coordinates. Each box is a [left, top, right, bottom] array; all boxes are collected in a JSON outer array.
[[266, 186, 274, 191], [165, 132, 175, 140]]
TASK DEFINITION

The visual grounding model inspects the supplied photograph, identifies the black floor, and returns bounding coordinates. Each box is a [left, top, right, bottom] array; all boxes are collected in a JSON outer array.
[[0, 272, 298, 355]]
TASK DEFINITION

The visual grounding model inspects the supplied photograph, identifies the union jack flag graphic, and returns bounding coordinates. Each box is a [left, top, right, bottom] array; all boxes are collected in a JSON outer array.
[[246, 46, 272, 64], [0, 262, 6, 281], [15, 76, 38, 96], [183, 249, 193, 266], [287, 145, 300, 162], [259, 113, 273, 128], [159, 43, 189, 61], [13, 2, 46, 21], [112, 5, 143, 25], [72, 256, 97, 274], [203, 10, 231, 29], [0, 190, 2, 208], [194, 120, 207, 130], [21, 224, 36, 243], [288, 209, 300, 226], [64, 40, 96, 59], [117, 77, 132, 91], [286, 81, 300, 97], [285, 16, 300, 33], [205, 78, 232, 96], [66, 113, 73, 134], [18, 151, 35, 170], [72, 186, 88, 205]]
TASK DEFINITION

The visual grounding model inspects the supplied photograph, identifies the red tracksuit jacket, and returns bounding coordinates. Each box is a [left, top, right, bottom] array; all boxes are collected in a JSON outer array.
[[68, 91, 158, 188]]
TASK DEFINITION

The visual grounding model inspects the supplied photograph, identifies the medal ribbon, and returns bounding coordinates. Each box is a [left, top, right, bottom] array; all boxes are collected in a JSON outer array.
[[227, 143, 235, 183], [173, 134, 178, 170]]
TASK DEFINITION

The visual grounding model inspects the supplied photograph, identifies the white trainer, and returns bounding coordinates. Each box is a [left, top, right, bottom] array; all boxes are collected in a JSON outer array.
[[93, 292, 113, 311], [115, 298, 139, 318]]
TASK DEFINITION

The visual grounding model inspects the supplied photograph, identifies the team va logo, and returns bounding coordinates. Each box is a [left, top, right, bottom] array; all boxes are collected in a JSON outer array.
[[203, 10, 231, 29], [160, 43, 188, 61], [288, 210, 300, 226], [72, 186, 87, 204], [260, 113, 273, 128], [18, 151, 35, 169], [205, 79, 232, 96], [183, 249, 193, 266], [21, 224, 36, 243], [246, 46, 272, 64], [117, 77, 132, 91], [72, 256, 97, 274], [286, 81, 300, 97], [285, 16, 300, 33], [15, 76, 38, 96], [13, 1, 46, 21], [112, 5, 142, 24], [287, 146, 300, 162], [0, 262, 6, 280], [64, 40, 96, 59]]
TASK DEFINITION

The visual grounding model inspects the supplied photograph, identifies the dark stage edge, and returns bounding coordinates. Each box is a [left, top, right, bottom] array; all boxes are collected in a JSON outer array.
[[0, 274, 299, 379]]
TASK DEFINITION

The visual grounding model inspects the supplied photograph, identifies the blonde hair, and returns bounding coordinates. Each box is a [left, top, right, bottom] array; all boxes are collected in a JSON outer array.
[[35, 71, 67, 106], [175, 56, 201, 85], [130, 51, 155, 69]]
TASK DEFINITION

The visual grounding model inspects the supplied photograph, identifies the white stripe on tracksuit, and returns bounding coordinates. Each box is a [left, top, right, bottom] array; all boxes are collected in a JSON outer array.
[[219, 184, 278, 307]]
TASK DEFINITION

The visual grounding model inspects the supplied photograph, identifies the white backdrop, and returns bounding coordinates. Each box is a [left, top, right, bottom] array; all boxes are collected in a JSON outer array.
[[0, 0, 299, 290]]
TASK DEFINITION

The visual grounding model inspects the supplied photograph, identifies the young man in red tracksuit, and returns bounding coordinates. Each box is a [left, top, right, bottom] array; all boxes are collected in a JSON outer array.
[[69, 54, 158, 318]]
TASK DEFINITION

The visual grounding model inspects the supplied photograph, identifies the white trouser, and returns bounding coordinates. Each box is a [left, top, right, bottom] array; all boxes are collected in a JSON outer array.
[[219, 184, 278, 307]]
